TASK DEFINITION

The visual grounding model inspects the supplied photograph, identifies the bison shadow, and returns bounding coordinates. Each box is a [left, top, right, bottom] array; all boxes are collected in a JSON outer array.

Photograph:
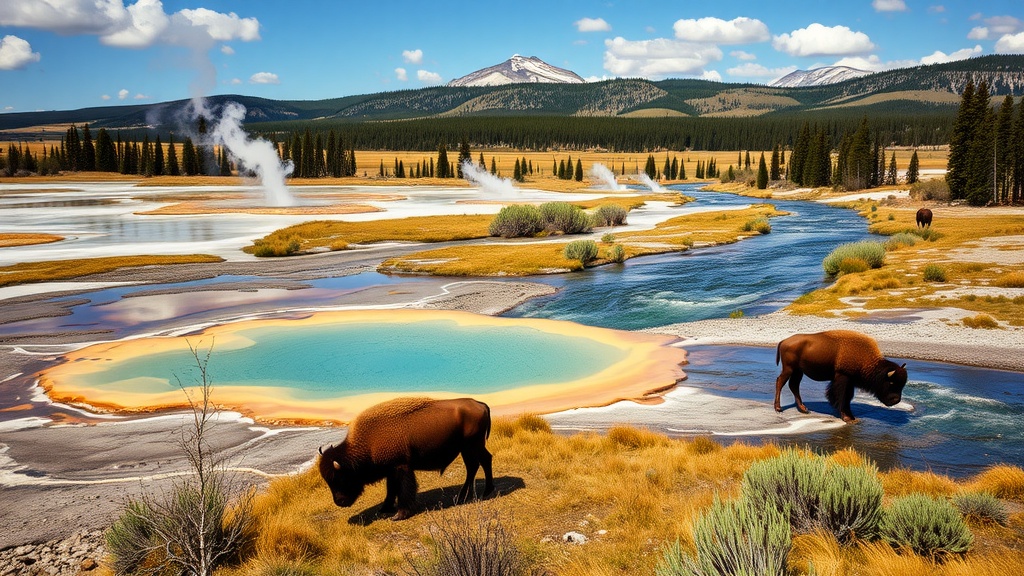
[[794, 400, 912, 426], [347, 475, 526, 525]]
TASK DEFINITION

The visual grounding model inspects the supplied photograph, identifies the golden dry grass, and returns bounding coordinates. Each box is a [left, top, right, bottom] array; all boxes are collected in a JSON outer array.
[[786, 203, 1024, 325], [0, 233, 63, 247], [221, 422, 1024, 576], [0, 254, 223, 287]]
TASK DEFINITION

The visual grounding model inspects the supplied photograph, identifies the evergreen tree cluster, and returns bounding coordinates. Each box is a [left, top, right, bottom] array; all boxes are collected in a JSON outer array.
[[946, 81, 1024, 205], [279, 128, 357, 178]]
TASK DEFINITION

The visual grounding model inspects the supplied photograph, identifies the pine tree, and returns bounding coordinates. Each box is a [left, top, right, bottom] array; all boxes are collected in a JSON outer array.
[[886, 151, 898, 185], [181, 138, 198, 176], [678, 158, 686, 180], [995, 94, 1015, 203], [1013, 97, 1024, 203], [575, 158, 583, 182], [663, 156, 671, 180], [479, 152, 486, 169], [790, 122, 811, 184], [95, 129, 118, 172], [81, 125, 95, 171], [671, 157, 679, 180], [153, 135, 164, 176], [167, 135, 180, 176], [490, 157, 496, 175], [513, 158, 522, 182], [756, 153, 768, 189], [644, 155, 657, 179], [906, 150, 920, 184], [965, 82, 995, 206], [558, 159, 566, 179], [946, 80, 976, 200], [844, 118, 873, 190], [457, 137, 471, 178], [567, 155, 574, 180], [436, 143, 450, 178], [379, 160, 386, 177], [141, 135, 152, 177], [769, 144, 781, 181], [744, 150, 751, 170]]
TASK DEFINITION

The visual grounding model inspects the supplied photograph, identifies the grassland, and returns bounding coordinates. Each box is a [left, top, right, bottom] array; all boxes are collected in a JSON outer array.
[[0, 233, 63, 247], [0, 254, 224, 287], [786, 202, 1024, 327], [378, 205, 782, 276], [219, 417, 1024, 576]]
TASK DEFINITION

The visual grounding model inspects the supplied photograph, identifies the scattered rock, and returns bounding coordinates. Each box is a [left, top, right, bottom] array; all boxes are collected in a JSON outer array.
[[562, 531, 587, 544], [0, 530, 105, 576], [80, 558, 97, 571]]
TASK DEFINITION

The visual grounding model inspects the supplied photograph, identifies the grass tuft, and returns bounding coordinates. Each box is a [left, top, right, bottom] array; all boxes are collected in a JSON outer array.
[[879, 494, 973, 558], [923, 264, 947, 282], [952, 492, 1008, 525], [823, 241, 886, 277], [962, 314, 999, 329]]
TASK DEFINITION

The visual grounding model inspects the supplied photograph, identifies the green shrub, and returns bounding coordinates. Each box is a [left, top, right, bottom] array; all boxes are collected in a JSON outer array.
[[488, 205, 544, 238], [923, 264, 947, 282], [888, 213, 895, 221], [885, 232, 918, 250], [909, 179, 950, 201], [609, 244, 625, 263], [106, 500, 156, 576], [593, 204, 628, 227], [742, 449, 884, 544], [963, 314, 999, 329], [953, 492, 1007, 525], [252, 237, 301, 257], [870, 204, 878, 212], [729, 309, 744, 319], [879, 494, 973, 557], [540, 202, 592, 234], [838, 258, 870, 275], [656, 496, 791, 576], [823, 241, 886, 276], [905, 226, 943, 241], [601, 232, 616, 243], [742, 217, 771, 234], [564, 239, 598, 264]]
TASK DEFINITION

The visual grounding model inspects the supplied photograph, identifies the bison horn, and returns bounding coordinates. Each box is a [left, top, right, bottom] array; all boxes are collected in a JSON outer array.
[[887, 370, 896, 378], [318, 445, 324, 455], [901, 363, 906, 368], [333, 460, 341, 470]]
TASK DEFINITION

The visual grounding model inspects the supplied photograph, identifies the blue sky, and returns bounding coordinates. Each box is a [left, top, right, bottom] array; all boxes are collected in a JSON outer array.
[[1, 0, 1022, 113]]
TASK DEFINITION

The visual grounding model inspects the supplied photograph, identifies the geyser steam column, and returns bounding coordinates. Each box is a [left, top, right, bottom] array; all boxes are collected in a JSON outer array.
[[205, 101, 296, 207]]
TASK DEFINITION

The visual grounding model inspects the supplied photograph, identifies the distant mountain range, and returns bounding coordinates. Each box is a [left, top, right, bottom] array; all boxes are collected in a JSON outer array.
[[448, 55, 584, 87], [770, 66, 872, 88], [2, 55, 1023, 135]]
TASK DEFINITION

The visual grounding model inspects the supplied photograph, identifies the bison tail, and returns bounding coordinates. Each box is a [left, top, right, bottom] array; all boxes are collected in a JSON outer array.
[[483, 402, 492, 440], [775, 341, 782, 366]]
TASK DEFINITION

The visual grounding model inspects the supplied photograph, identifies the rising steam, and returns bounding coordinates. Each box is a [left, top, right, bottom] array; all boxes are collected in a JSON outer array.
[[633, 173, 665, 192], [461, 160, 518, 196], [589, 163, 623, 190], [207, 101, 295, 206]]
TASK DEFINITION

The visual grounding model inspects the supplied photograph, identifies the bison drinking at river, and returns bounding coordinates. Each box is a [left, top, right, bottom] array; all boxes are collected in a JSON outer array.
[[318, 397, 494, 520], [774, 330, 907, 422]]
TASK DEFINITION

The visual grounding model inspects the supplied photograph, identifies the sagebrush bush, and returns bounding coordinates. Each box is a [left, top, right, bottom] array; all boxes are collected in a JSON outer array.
[[905, 226, 942, 241], [601, 232, 616, 243], [742, 449, 884, 544], [742, 217, 771, 234], [252, 236, 301, 257], [909, 179, 950, 201], [540, 202, 591, 234], [609, 244, 626, 263], [922, 264, 947, 282], [593, 204, 628, 227], [106, 500, 155, 576], [564, 239, 598, 264], [994, 271, 1024, 288], [885, 233, 918, 250], [823, 241, 886, 276], [488, 205, 544, 238], [963, 314, 999, 329], [879, 494, 973, 557], [657, 496, 791, 576], [953, 492, 1008, 525]]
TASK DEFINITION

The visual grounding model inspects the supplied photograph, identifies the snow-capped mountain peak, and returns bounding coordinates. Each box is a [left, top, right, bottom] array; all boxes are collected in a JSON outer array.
[[770, 66, 871, 88], [448, 55, 585, 87]]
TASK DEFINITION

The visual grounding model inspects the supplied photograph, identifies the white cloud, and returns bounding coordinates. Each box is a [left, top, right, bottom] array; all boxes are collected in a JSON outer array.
[[995, 32, 1024, 53], [673, 17, 769, 44], [0, 34, 40, 70], [133, 93, 148, 99], [416, 69, 443, 84], [968, 27, 989, 39], [726, 62, 798, 80], [603, 36, 722, 78], [830, 55, 916, 72], [101, 94, 111, 100], [772, 23, 875, 57], [395, 67, 408, 81], [920, 45, 982, 64], [249, 71, 279, 84], [873, 0, 907, 12], [702, 70, 722, 82], [584, 74, 612, 82], [221, 44, 234, 55], [4, 106, 13, 110], [402, 49, 423, 64], [985, 15, 1022, 35], [730, 50, 757, 61], [229, 78, 241, 85], [575, 17, 610, 32], [0, 1, 260, 49], [118, 88, 130, 99]]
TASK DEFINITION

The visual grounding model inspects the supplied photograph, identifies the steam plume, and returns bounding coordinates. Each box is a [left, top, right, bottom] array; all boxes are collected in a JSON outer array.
[[461, 160, 518, 196]]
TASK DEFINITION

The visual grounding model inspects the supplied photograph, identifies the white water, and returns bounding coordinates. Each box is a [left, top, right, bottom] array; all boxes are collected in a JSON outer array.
[[461, 160, 518, 197], [590, 163, 623, 190], [634, 173, 665, 192]]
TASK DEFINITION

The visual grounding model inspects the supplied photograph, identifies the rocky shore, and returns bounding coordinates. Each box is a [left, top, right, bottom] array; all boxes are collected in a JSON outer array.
[[0, 530, 104, 576]]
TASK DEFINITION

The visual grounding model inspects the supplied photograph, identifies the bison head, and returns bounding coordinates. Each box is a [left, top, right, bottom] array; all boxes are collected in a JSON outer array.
[[876, 361, 908, 407], [318, 444, 365, 508]]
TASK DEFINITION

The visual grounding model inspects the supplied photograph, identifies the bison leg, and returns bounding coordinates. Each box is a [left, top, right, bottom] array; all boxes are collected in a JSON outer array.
[[392, 465, 418, 521], [480, 447, 494, 497], [378, 472, 399, 515], [774, 366, 792, 412], [788, 370, 809, 414], [827, 374, 858, 423]]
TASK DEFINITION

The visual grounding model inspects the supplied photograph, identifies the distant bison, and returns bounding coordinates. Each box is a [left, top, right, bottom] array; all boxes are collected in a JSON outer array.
[[318, 397, 494, 520], [916, 208, 933, 228], [774, 330, 908, 422]]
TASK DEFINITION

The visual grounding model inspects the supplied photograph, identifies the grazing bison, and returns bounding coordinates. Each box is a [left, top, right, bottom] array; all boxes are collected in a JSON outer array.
[[774, 330, 908, 423], [916, 208, 933, 228], [318, 397, 494, 520]]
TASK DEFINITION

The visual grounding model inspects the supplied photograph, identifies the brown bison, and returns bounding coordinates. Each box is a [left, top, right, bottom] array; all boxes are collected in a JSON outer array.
[[318, 397, 494, 520], [774, 330, 908, 422], [916, 208, 933, 227]]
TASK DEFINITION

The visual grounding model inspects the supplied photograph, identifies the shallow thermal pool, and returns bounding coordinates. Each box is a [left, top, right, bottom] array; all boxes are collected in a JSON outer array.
[[39, 309, 685, 422]]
